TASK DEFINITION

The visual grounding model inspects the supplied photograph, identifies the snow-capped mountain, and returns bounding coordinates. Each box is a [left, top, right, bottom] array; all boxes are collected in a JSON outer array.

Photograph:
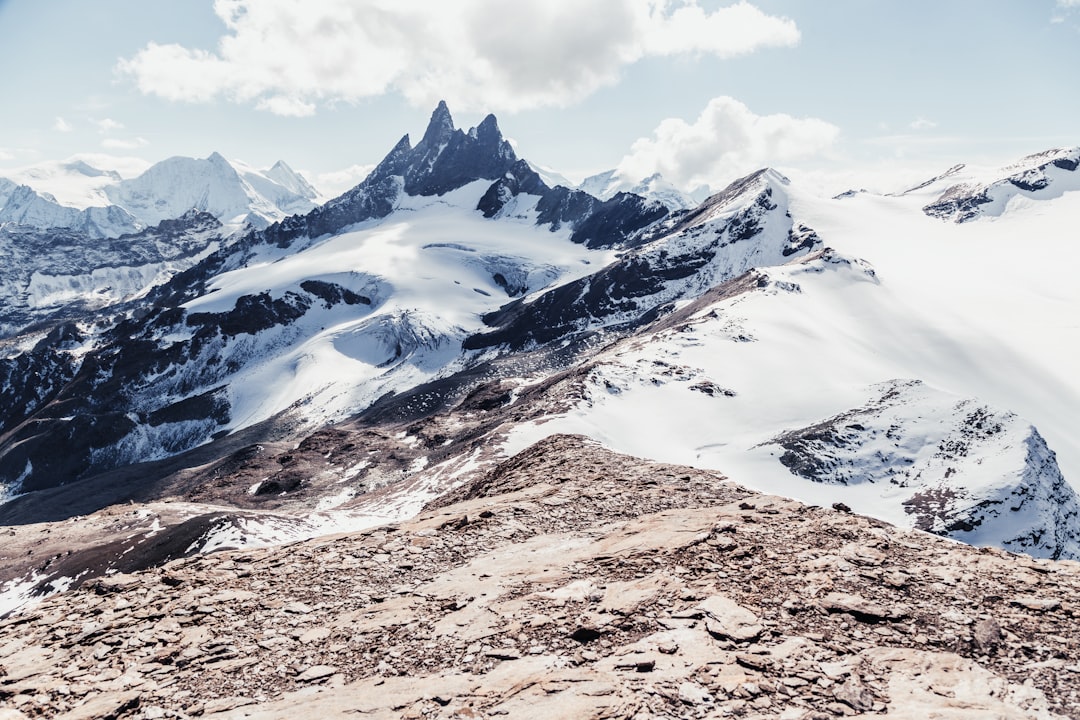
[[1, 104, 1079, 619], [0, 101, 664, 497], [580, 168, 710, 210], [912, 146, 1080, 222], [0, 182, 140, 238], [0, 153, 323, 235], [0, 154, 322, 333], [104, 152, 321, 228], [0, 157, 135, 208]]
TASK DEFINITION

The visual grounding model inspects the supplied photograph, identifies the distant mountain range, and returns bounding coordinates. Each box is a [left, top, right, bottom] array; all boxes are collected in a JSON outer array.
[[0, 153, 323, 238], [1, 102, 1079, 619]]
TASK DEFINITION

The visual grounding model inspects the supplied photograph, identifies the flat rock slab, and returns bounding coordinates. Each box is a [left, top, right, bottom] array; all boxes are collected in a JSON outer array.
[[821, 592, 910, 622], [696, 594, 764, 641]]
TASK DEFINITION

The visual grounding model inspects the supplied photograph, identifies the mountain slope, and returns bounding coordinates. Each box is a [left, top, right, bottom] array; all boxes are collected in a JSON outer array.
[[467, 168, 819, 350], [1, 437, 1077, 719], [917, 147, 1080, 222], [0, 210, 223, 338]]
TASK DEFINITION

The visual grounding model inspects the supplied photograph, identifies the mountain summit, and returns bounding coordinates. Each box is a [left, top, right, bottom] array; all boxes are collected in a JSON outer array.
[[370, 100, 519, 196]]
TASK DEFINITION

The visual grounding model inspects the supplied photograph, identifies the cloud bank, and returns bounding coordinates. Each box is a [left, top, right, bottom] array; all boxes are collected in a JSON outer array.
[[118, 0, 799, 115], [615, 96, 840, 191]]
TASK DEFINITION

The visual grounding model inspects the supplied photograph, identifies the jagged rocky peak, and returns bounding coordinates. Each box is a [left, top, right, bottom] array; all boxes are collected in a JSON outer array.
[[368, 101, 519, 197], [419, 99, 456, 147]]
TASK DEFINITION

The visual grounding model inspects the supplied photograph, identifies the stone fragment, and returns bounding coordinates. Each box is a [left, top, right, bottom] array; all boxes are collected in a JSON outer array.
[[678, 682, 712, 705], [973, 618, 1002, 653], [296, 665, 337, 682], [696, 595, 764, 642], [841, 544, 886, 567], [735, 654, 770, 671], [821, 592, 908, 622], [1010, 596, 1060, 612], [833, 676, 875, 712], [202, 696, 255, 714], [298, 627, 332, 644], [56, 690, 141, 720]]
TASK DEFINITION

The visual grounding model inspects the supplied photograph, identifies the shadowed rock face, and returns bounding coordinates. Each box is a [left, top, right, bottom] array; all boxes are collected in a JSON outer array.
[[1, 435, 1077, 719]]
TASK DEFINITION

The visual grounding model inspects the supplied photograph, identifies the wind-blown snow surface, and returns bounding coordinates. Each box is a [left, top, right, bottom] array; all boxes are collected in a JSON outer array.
[[180, 180, 610, 435], [504, 174, 1080, 558]]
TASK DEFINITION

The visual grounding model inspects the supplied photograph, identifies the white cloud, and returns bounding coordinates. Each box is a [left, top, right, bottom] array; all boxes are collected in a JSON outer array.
[[0, 148, 13, 161], [65, 153, 152, 179], [1058, 0, 1080, 7], [53, 117, 73, 133], [909, 117, 938, 131], [315, 163, 375, 196], [615, 96, 839, 191], [96, 118, 125, 133], [118, 0, 798, 115], [101, 137, 150, 150], [255, 96, 317, 117]]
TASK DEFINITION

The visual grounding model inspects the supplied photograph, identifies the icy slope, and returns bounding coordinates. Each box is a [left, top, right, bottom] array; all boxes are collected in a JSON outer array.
[[768, 379, 1079, 559], [178, 181, 608, 436]]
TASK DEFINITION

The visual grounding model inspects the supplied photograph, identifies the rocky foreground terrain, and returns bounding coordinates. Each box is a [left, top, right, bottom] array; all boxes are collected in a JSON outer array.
[[1, 435, 1078, 719]]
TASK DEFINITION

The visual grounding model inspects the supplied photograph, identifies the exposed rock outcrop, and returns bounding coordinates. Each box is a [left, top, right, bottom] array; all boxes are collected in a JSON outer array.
[[2, 436, 1078, 719]]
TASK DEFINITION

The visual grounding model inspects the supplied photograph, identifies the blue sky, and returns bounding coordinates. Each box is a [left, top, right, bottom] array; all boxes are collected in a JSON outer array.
[[1, 0, 1078, 194]]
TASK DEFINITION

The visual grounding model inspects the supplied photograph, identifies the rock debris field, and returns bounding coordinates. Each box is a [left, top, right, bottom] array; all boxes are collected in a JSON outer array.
[[1, 435, 1078, 719]]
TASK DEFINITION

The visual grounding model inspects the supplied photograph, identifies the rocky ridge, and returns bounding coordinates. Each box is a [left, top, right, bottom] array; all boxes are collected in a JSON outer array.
[[922, 147, 1080, 222], [1, 435, 1078, 719]]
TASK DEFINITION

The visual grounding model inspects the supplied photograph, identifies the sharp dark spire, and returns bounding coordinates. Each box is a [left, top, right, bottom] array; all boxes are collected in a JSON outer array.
[[420, 100, 456, 148]]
